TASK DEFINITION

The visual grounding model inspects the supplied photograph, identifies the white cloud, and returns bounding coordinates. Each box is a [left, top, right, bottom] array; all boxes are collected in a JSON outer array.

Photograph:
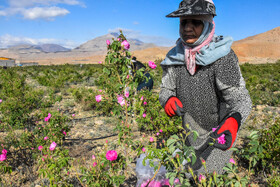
[[8, 0, 84, 8], [133, 21, 139, 25], [0, 34, 78, 49], [0, 0, 85, 20], [22, 6, 69, 20], [108, 28, 175, 47], [0, 10, 7, 16]]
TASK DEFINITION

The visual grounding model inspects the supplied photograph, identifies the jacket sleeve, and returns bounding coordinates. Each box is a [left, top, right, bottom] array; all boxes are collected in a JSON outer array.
[[159, 65, 177, 108], [214, 50, 252, 125]]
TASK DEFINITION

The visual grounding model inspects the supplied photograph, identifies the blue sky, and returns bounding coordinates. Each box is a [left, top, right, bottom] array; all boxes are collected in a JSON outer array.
[[0, 0, 279, 49]]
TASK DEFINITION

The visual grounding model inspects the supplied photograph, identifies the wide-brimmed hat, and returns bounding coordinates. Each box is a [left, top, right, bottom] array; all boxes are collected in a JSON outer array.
[[166, 0, 216, 18]]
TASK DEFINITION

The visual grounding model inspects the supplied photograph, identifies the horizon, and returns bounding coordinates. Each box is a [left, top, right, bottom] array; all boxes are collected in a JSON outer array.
[[0, 26, 279, 50], [0, 0, 280, 49]]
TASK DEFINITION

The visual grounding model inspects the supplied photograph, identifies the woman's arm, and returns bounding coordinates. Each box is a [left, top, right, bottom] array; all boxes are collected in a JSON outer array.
[[159, 65, 177, 108]]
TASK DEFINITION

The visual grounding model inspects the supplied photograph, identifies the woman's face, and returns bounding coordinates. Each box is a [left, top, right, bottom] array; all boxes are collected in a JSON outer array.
[[180, 16, 204, 44]]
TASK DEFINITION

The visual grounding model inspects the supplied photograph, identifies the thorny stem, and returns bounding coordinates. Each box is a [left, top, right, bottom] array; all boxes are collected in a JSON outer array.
[[248, 158, 252, 179], [146, 162, 162, 187], [232, 170, 241, 183]]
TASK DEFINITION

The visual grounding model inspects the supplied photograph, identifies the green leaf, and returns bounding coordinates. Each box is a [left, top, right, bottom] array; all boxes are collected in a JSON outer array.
[[223, 166, 231, 171], [193, 131, 199, 142], [169, 176, 175, 186], [234, 181, 241, 187], [167, 138, 176, 147], [103, 67, 110, 75], [230, 147, 238, 152], [191, 153, 197, 165]]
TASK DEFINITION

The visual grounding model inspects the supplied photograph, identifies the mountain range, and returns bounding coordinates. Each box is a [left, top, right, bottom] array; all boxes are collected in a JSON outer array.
[[0, 27, 279, 64]]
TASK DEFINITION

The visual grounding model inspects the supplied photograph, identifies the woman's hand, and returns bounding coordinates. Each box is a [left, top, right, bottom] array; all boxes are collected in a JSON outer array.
[[164, 97, 184, 117], [211, 112, 241, 150]]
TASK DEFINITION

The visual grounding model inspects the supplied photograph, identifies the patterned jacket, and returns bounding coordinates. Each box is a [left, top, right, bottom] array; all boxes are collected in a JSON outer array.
[[159, 48, 252, 176]]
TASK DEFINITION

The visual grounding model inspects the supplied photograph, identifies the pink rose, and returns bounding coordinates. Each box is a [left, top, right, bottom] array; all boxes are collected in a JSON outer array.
[[142, 147, 146, 152], [150, 181, 161, 187], [162, 179, 170, 186], [0, 99, 2, 103], [125, 91, 129, 98], [44, 117, 50, 122], [159, 129, 163, 133], [117, 38, 121, 41], [198, 174, 206, 182], [229, 158, 236, 164], [98, 61, 102, 64], [140, 96, 144, 101], [143, 113, 146, 118], [2, 149, 7, 155], [63, 131, 67, 136], [42, 158, 45, 162], [106, 40, 110, 45], [156, 132, 159, 136], [0, 154, 6, 161], [217, 134, 226, 144], [92, 155, 96, 160], [212, 127, 226, 144], [143, 101, 147, 105], [117, 95, 125, 106], [148, 61, 157, 69], [140, 180, 149, 187], [150, 137, 154, 142], [49, 142, 57, 151], [174, 178, 181, 185], [121, 40, 130, 50], [93, 162, 97, 167], [106, 150, 118, 161], [38, 146, 43, 151], [95, 95, 102, 102], [72, 114, 75, 117], [48, 113, 51, 118]]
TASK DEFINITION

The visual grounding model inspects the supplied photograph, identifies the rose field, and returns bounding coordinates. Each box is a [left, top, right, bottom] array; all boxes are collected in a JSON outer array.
[[0, 32, 280, 187]]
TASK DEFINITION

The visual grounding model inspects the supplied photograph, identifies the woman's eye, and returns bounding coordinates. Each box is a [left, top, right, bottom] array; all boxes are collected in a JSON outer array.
[[180, 20, 187, 26], [193, 20, 203, 26], [180, 20, 203, 27]]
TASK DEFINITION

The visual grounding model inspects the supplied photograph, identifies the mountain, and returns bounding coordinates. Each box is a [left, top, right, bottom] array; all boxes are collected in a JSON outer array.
[[232, 26, 280, 63], [38, 44, 70, 53], [72, 33, 156, 55], [6, 44, 70, 54], [0, 28, 279, 65]]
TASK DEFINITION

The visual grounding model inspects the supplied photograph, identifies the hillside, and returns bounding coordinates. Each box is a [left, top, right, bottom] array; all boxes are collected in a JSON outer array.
[[232, 27, 280, 63], [0, 27, 279, 65]]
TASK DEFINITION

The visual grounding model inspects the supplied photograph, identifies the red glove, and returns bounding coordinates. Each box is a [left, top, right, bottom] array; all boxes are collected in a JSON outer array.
[[164, 97, 184, 117], [211, 112, 241, 150]]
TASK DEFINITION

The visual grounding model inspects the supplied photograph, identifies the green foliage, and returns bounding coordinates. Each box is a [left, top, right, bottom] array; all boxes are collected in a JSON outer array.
[[240, 62, 280, 106], [80, 150, 126, 186], [135, 90, 182, 136], [238, 117, 280, 186], [38, 149, 71, 186], [0, 68, 46, 129]]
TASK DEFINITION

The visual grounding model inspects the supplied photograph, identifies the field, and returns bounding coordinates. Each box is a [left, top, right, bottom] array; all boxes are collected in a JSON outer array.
[[0, 37, 279, 187]]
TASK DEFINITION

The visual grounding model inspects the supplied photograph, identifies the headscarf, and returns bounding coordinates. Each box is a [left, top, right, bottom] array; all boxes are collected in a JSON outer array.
[[177, 15, 233, 75]]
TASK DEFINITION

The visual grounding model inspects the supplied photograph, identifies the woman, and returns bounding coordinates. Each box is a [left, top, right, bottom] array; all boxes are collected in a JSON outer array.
[[159, 0, 252, 177]]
